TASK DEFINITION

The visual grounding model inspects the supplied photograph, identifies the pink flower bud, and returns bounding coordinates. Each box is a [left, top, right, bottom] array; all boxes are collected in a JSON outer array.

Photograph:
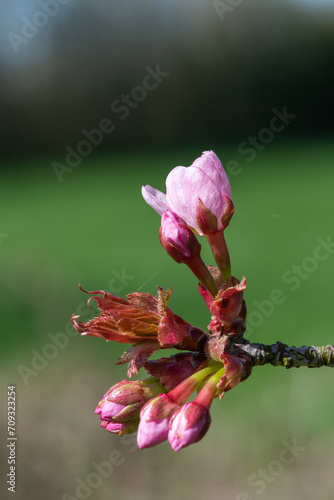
[[159, 210, 201, 263], [100, 401, 126, 420], [96, 392, 139, 425], [106, 378, 163, 406], [168, 402, 211, 452], [101, 419, 139, 436], [97, 377, 165, 434], [142, 151, 232, 236], [137, 394, 179, 449]]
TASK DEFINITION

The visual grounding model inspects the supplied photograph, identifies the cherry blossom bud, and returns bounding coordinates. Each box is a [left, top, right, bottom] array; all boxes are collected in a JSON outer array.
[[168, 402, 211, 451], [142, 150, 232, 236], [101, 419, 139, 436], [106, 378, 163, 406], [137, 394, 179, 449], [96, 377, 165, 434], [159, 210, 201, 263]]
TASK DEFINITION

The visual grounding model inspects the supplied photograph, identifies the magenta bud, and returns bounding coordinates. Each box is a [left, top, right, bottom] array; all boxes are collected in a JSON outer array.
[[100, 401, 127, 420], [102, 419, 139, 436], [97, 378, 165, 434], [137, 394, 179, 449], [159, 210, 201, 263], [101, 420, 123, 434], [168, 402, 211, 452], [95, 385, 116, 414], [106, 380, 144, 405], [107, 378, 163, 406], [111, 402, 143, 423]]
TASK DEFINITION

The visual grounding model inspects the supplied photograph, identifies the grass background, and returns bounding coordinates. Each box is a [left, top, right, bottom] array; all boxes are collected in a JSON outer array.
[[1, 139, 334, 499]]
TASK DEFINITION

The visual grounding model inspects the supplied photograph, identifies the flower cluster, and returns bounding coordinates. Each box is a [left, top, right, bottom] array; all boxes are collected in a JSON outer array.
[[72, 150, 252, 451]]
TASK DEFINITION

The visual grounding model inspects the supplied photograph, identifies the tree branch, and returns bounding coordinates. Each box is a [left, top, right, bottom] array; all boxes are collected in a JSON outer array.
[[230, 340, 334, 368]]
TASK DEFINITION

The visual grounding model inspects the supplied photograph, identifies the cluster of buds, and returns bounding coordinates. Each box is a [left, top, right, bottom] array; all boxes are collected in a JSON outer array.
[[94, 352, 250, 451], [72, 150, 252, 451]]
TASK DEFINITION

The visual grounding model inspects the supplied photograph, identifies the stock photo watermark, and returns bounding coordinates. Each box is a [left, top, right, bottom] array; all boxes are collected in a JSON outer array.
[[225, 106, 297, 177], [6, 385, 17, 493], [61, 434, 137, 500], [236, 438, 306, 499], [51, 64, 170, 182], [107, 266, 135, 294], [246, 235, 334, 336], [7, 0, 73, 54], [17, 309, 81, 386]]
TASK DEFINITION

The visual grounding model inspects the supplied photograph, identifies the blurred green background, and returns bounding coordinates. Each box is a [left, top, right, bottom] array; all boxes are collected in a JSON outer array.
[[1, 1, 334, 499]]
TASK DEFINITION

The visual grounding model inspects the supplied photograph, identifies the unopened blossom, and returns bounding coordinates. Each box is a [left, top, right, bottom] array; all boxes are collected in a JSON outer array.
[[168, 402, 211, 452], [101, 419, 138, 436], [137, 394, 180, 449], [167, 365, 224, 451], [96, 378, 165, 437], [159, 210, 218, 296], [159, 210, 201, 263], [95, 385, 124, 417], [137, 362, 222, 449], [142, 150, 233, 236]]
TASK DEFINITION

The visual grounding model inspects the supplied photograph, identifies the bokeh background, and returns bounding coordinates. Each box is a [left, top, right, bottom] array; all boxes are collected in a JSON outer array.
[[1, 1, 334, 499]]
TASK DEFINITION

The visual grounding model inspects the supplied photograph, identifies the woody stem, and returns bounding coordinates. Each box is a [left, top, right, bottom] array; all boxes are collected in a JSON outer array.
[[225, 339, 334, 368]]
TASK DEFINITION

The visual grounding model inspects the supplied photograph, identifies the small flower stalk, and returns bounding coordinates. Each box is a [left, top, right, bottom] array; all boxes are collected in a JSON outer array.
[[73, 149, 331, 453]]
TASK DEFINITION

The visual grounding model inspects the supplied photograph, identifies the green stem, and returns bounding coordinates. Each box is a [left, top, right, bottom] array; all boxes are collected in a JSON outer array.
[[168, 362, 222, 404], [195, 367, 225, 407]]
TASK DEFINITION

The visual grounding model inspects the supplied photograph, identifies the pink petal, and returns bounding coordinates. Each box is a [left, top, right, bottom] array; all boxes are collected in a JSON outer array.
[[137, 394, 178, 448], [100, 401, 126, 420], [166, 166, 223, 234], [141, 185, 169, 215], [101, 421, 123, 433], [192, 151, 232, 201], [137, 418, 170, 449], [168, 402, 211, 451]]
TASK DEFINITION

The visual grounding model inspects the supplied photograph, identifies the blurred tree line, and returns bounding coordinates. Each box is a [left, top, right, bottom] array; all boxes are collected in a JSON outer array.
[[1, 0, 333, 159]]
